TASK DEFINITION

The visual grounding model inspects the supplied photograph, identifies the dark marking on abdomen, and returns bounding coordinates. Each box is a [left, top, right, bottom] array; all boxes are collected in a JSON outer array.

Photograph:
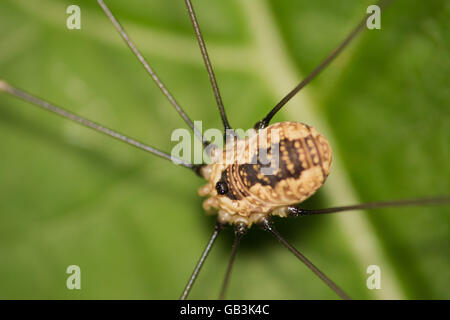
[[238, 138, 306, 189], [218, 136, 324, 200]]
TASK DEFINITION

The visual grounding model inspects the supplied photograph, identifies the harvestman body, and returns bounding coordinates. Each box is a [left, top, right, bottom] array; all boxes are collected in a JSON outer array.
[[200, 122, 332, 226], [1, 0, 449, 300]]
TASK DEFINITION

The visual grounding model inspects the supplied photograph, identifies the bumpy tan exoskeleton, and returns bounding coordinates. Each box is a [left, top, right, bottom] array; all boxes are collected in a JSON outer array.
[[198, 121, 332, 227]]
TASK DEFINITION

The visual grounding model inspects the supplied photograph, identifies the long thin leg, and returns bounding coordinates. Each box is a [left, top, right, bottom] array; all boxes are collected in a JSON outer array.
[[255, 0, 395, 129], [180, 222, 225, 300], [184, 0, 232, 133], [97, 0, 208, 146], [219, 223, 247, 300], [0, 80, 198, 171], [259, 217, 351, 300], [288, 195, 450, 216]]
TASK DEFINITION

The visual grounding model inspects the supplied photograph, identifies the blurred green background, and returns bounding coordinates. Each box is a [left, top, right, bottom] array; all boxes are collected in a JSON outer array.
[[0, 0, 448, 299]]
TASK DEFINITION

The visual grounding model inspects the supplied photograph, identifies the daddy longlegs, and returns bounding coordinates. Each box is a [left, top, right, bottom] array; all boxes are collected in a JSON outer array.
[[0, 0, 449, 299]]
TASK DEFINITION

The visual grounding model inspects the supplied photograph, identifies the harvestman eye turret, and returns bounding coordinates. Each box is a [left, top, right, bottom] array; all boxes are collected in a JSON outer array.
[[0, 0, 449, 300]]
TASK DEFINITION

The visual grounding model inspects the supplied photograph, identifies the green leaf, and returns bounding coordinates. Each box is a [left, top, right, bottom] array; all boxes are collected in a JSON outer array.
[[0, 0, 448, 299]]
